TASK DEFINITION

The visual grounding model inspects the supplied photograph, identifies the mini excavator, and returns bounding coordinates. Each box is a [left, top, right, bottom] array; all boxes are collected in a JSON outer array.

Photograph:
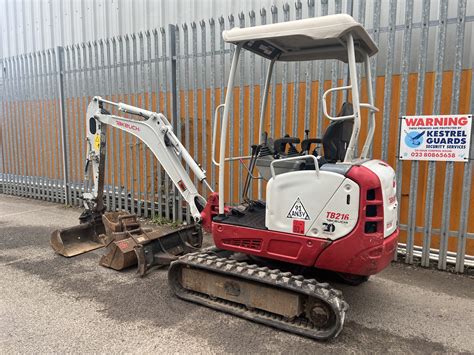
[[51, 14, 399, 340]]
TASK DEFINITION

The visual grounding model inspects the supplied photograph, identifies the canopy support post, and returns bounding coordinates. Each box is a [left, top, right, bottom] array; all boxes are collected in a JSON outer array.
[[218, 44, 242, 214], [360, 52, 375, 159], [257, 58, 275, 199], [344, 33, 361, 162]]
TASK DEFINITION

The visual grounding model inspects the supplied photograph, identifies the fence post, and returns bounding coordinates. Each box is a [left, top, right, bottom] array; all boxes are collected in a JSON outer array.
[[168, 24, 178, 129], [168, 24, 179, 220], [56, 46, 69, 205], [0, 58, 5, 191]]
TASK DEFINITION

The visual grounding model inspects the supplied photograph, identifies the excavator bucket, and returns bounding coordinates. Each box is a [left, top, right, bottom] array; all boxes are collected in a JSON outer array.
[[97, 211, 143, 270], [98, 212, 203, 276], [50, 214, 106, 257]]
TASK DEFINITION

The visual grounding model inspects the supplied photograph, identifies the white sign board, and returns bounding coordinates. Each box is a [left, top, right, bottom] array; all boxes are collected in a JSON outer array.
[[399, 115, 472, 162]]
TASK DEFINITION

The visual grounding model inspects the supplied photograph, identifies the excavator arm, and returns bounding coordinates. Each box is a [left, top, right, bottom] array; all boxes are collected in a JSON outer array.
[[84, 96, 210, 222], [51, 97, 209, 260]]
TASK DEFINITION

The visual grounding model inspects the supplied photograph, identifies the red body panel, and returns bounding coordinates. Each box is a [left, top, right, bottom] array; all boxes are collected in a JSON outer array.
[[313, 165, 399, 276], [213, 222, 330, 266], [314, 228, 399, 275], [200, 193, 220, 233], [205, 164, 399, 276]]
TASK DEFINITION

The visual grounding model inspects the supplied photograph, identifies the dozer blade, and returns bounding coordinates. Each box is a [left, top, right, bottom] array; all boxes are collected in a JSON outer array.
[[50, 220, 106, 257], [98, 212, 203, 275], [134, 224, 203, 276]]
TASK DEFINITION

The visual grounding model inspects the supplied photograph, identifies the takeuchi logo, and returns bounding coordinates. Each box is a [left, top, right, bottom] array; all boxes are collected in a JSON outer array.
[[117, 120, 140, 131]]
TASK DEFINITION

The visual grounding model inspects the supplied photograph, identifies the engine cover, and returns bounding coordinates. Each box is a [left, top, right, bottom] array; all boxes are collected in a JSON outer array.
[[265, 169, 360, 240]]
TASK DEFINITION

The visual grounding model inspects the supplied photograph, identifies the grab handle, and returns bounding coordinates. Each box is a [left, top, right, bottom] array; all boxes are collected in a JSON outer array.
[[212, 104, 225, 167], [322, 86, 379, 121], [322, 86, 355, 121]]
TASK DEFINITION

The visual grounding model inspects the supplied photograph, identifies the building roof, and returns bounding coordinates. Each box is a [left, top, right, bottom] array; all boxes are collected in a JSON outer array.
[[222, 14, 378, 62]]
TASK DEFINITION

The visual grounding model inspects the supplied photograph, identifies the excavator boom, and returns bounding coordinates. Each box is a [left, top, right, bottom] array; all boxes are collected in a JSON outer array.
[[85, 97, 209, 221], [50, 97, 208, 272]]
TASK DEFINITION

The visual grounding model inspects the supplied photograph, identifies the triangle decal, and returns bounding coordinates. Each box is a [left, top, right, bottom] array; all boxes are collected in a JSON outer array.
[[287, 197, 310, 220]]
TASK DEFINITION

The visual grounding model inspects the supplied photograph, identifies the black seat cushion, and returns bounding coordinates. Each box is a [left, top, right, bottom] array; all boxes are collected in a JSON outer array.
[[322, 102, 354, 163]]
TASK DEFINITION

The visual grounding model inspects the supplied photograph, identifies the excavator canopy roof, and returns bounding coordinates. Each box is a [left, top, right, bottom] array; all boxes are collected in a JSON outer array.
[[222, 14, 378, 63]]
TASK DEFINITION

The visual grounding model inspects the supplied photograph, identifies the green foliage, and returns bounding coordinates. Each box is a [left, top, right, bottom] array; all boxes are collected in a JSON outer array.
[[150, 215, 181, 228]]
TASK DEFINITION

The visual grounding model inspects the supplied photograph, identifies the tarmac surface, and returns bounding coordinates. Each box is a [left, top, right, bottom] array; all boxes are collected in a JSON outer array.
[[0, 194, 473, 353]]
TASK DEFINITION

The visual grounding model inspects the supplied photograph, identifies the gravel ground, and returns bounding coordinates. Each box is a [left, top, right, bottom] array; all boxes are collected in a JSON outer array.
[[0, 194, 473, 353]]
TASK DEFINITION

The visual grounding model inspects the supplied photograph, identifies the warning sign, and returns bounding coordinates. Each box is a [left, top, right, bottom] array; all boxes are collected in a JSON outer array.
[[94, 134, 101, 151], [399, 115, 472, 162], [287, 198, 310, 220]]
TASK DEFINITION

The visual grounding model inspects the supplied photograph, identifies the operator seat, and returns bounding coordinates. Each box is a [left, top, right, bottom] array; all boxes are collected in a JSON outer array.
[[321, 102, 354, 163]]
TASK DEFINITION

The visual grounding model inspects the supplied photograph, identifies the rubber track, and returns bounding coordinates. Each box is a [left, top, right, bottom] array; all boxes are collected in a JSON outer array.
[[168, 248, 348, 340]]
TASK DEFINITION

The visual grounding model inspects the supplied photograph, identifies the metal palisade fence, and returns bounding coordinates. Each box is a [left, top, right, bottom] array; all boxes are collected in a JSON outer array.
[[0, 0, 473, 273]]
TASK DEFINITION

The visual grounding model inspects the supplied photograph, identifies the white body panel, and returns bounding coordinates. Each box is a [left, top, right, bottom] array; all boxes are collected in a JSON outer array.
[[362, 160, 398, 237], [266, 170, 359, 240], [306, 178, 360, 240]]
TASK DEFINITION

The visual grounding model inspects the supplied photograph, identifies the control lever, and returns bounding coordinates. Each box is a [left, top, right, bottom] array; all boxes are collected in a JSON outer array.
[[273, 136, 300, 155], [242, 144, 261, 203], [301, 138, 322, 154]]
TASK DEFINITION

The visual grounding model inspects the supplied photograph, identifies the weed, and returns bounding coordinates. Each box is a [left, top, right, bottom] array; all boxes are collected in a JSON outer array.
[[150, 215, 181, 228]]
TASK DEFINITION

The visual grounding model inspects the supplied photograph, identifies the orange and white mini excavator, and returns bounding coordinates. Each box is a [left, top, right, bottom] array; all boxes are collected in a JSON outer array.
[[51, 14, 399, 340]]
